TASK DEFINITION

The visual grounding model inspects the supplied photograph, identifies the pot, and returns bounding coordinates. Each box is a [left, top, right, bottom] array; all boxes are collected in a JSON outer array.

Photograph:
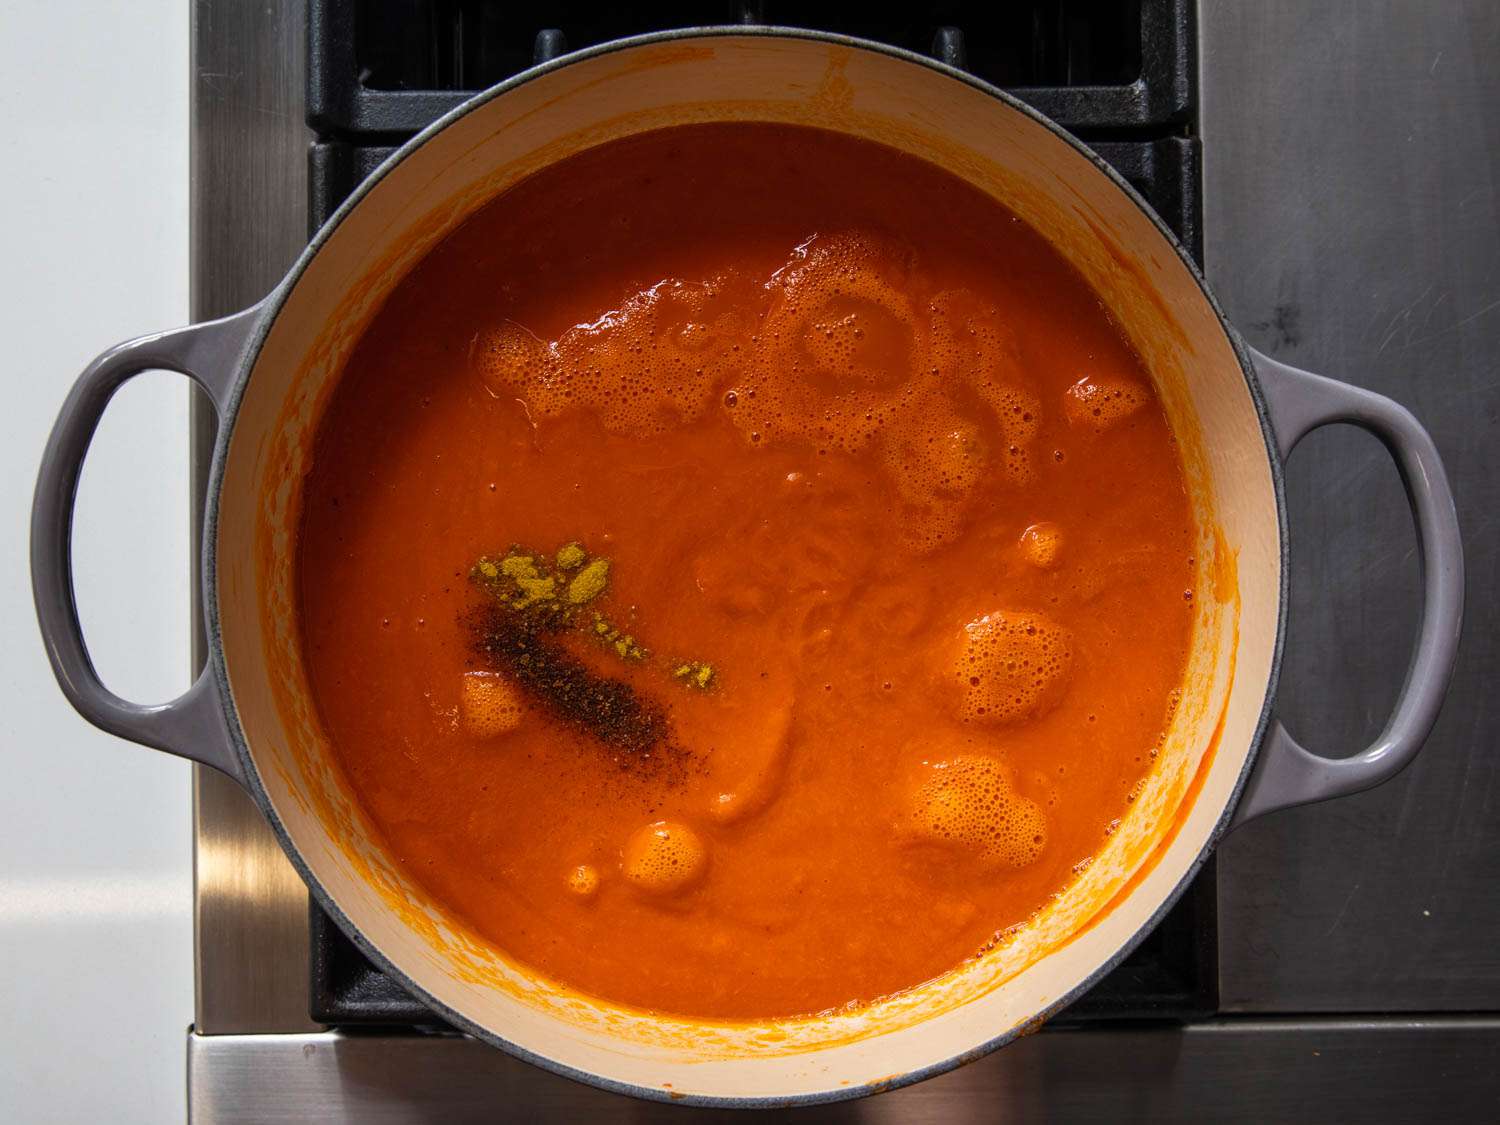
[[32, 30, 1462, 1107]]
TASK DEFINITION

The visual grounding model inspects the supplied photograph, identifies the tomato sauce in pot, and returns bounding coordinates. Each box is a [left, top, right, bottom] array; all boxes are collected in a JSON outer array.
[[297, 124, 1195, 1019]]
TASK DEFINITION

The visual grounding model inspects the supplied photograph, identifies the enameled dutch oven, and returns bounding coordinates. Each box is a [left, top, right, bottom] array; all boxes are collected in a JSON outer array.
[[32, 30, 1462, 1108]]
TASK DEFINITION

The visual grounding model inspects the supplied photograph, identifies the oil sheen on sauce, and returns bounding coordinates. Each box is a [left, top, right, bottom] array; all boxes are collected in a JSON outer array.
[[297, 124, 1196, 1021]]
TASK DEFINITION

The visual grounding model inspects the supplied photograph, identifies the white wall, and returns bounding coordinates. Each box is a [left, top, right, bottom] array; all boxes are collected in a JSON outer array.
[[0, 2, 192, 1123]]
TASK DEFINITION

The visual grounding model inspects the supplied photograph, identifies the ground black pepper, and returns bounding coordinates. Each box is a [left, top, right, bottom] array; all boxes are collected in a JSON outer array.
[[469, 604, 679, 772]]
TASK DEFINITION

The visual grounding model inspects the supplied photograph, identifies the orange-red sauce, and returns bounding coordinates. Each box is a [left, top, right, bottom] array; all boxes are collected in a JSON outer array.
[[297, 124, 1195, 1020]]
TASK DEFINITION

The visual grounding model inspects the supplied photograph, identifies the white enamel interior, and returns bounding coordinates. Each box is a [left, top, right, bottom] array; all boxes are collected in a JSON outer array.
[[213, 35, 1280, 1103]]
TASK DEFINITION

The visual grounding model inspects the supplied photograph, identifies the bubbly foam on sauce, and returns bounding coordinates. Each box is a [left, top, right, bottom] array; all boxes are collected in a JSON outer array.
[[477, 231, 1046, 552], [954, 611, 1074, 724], [910, 755, 1047, 868], [927, 287, 1041, 476], [566, 864, 600, 897], [621, 821, 708, 894], [1018, 522, 1064, 569], [1063, 373, 1147, 430], [879, 388, 990, 548], [459, 671, 524, 737], [478, 278, 748, 437]]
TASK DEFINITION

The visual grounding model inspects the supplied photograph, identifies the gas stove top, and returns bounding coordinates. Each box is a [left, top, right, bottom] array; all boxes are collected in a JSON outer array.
[[187, 2, 1500, 1120]]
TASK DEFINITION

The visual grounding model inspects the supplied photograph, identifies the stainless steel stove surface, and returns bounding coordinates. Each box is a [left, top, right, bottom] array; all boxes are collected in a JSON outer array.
[[188, 2, 1500, 1120]]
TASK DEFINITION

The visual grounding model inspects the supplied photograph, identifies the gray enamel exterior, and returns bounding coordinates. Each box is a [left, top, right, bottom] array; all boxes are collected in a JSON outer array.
[[1229, 352, 1464, 829], [30, 306, 259, 785], [30, 26, 1462, 1109]]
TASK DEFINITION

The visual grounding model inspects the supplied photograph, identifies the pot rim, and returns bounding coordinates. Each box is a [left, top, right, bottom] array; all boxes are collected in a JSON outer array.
[[201, 25, 1289, 1109]]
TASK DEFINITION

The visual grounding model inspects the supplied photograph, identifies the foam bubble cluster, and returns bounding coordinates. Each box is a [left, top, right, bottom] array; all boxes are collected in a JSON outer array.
[[477, 278, 749, 437], [730, 239, 1046, 550], [878, 389, 989, 548], [566, 864, 600, 897], [1018, 522, 1064, 570], [621, 821, 708, 894], [928, 288, 1041, 481], [1063, 373, 1147, 431], [475, 231, 1054, 553], [460, 672, 524, 737], [954, 611, 1074, 724], [724, 232, 920, 456], [910, 755, 1047, 868]]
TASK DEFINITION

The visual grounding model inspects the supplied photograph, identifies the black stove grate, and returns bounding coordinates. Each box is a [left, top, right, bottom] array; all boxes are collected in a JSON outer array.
[[309, 0, 1192, 135], [304, 0, 1213, 1029]]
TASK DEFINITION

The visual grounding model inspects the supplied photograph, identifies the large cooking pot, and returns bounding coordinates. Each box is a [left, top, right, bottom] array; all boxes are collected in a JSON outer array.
[[33, 30, 1462, 1107]]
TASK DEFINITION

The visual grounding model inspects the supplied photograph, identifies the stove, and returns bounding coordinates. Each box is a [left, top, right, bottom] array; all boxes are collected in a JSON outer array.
[[188, 2, 1500, 1119]]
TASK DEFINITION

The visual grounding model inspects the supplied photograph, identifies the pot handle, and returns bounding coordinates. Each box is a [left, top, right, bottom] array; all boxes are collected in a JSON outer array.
[[30, 307, 261, 787], [1228, 349, 1463, 829]]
